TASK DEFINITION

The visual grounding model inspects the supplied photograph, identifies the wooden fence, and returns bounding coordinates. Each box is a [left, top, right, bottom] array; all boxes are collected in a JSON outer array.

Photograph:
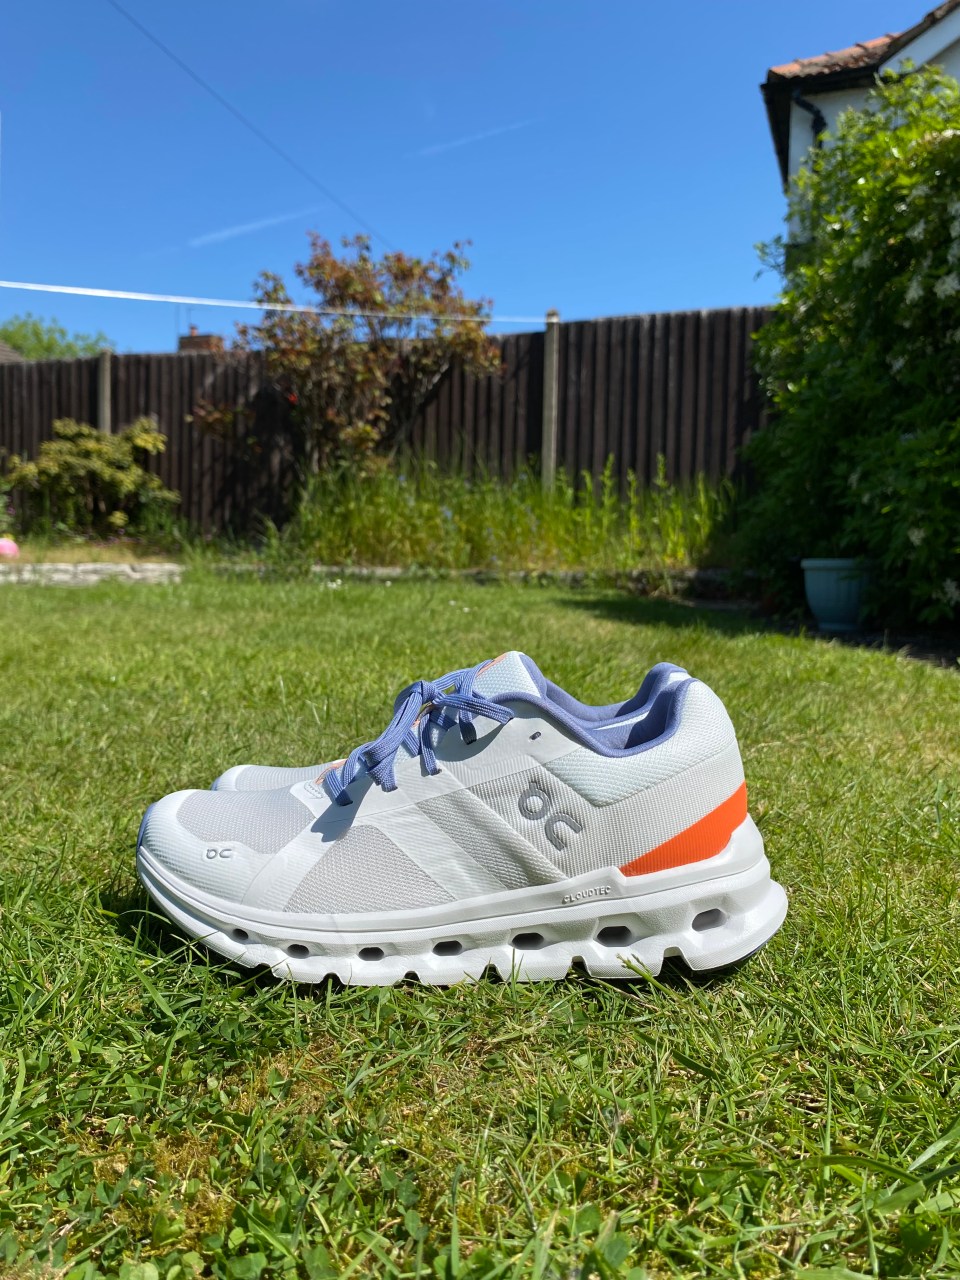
[[552, 308, 770, 486], [0, 307, 771, 531], [0, 351, 300, 531], [410, 329, 545, 476]]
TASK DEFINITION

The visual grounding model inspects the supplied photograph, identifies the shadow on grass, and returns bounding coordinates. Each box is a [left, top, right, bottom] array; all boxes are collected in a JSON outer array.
[[559, 592, 766, 639], [561, 591, 960, 668]]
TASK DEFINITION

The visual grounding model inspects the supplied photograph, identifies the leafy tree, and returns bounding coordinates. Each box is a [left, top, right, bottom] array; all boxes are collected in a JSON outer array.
[[234, 235, 501, 469], [744, 66, 960, 624], [0, 313, 113, 360]]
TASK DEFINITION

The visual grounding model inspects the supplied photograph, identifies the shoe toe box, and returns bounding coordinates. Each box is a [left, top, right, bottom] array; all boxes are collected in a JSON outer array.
[[137, 787, 314, 902]]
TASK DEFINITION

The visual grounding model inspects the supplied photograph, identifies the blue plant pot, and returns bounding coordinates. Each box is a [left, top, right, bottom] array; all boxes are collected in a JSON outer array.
[[800, 558, 867, 633]]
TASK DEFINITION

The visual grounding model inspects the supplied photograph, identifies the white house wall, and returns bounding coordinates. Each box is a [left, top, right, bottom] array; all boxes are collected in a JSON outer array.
[[887, 31, 960, 78], [886, 6, 960, 73], [787, 87, 871, 178]]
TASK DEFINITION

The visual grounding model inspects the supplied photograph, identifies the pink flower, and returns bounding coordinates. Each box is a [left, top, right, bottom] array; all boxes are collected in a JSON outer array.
[[0, 537, 19, 559]]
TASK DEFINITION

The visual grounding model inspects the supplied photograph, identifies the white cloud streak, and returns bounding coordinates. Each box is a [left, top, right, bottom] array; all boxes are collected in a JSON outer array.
[[189, 204, 324, 248], [412, 119, 534, 159]]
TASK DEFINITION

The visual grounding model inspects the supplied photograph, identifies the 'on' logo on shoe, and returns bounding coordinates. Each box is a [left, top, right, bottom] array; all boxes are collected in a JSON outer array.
[[518, 781, 583, 850]]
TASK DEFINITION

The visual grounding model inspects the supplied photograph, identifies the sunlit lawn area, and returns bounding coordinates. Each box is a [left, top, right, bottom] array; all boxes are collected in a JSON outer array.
[[0, 572, 958, 1279]]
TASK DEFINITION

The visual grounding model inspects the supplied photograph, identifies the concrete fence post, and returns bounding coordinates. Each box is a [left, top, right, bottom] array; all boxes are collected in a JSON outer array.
[[98, 349, 112, 434], [541, 308, 560, 491]]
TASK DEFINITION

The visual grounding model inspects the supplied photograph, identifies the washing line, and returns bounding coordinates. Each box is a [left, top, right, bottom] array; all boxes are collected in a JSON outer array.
[[0, 279, 546, 326]]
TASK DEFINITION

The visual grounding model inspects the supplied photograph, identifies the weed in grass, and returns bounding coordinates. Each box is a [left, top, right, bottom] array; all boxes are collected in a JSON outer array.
[[0, 573, 957, 1277], [272, 456, 732, 576]]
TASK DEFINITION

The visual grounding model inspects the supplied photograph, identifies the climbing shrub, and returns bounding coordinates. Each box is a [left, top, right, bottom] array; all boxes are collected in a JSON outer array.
[[743, 67, 960, 623]]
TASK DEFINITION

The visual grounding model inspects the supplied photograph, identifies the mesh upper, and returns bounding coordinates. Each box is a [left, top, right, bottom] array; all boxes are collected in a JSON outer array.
[[178, 789, 313, 856], [140, 809, 252, 896], [285, 827, 453, 913], [419, 790, 563, 890], [144, 666, 749, 915], [469, 742, 744, 879]]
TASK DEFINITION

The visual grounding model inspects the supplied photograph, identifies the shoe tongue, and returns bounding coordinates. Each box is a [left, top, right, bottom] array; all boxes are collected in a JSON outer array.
[[473, 651, 544, 701]]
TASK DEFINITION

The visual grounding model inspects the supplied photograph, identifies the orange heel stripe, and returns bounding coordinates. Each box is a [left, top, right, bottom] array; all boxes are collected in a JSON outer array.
[[619, 781, 748, 877]]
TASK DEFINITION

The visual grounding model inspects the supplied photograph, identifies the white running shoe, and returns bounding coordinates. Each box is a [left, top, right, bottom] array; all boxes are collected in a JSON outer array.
[[137, 651, 787, 985], [210, 659, 690, 792]]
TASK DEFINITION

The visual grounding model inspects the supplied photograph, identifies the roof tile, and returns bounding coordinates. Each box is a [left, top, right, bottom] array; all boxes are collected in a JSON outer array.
[[766, 0, 960, 84], [769, 34, 899, 80]]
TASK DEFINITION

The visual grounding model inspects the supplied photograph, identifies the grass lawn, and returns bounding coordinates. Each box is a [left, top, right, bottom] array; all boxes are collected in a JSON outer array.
[[0, 573, 958, 1280]]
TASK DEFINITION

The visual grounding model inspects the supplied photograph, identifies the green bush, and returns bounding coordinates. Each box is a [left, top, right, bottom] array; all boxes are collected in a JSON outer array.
[[271, 455, 731, 575], [0, 475, 13, 537], [5, 418, 179, 538], [743, 66, 960, 624]]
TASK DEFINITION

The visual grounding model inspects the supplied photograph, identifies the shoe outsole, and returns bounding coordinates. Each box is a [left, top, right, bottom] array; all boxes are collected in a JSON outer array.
[[137, 819, 788, 987]]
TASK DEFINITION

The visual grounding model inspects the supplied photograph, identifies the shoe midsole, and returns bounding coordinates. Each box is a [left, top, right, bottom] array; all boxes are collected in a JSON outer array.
[[138, 815, 775, 950]]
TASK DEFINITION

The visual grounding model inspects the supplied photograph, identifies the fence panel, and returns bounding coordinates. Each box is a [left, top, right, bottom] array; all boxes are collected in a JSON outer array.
[[407, 329, 544, 475], [545, 308, 769, 488], [0, 357, 99, 464]]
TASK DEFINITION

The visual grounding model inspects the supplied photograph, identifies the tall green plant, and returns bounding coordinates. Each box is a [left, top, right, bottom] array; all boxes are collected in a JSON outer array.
[[272, 457, 729, 575], [746, 66, 960, 623]]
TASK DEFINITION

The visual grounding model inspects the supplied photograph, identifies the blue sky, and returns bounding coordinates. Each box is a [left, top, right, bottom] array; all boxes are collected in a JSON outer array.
[[1, 0, 922, 351]]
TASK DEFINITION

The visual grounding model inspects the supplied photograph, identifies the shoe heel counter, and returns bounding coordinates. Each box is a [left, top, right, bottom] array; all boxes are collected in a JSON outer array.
[[675, 681, 748, 821], [680, 677, 743, 763], [617, 688, 749, 880]]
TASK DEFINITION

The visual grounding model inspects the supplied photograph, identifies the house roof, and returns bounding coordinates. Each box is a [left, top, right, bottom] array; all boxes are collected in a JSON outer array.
[[762, 0, 960, 186], [768, 34, 901, 82], [0, 340, 24, 364]]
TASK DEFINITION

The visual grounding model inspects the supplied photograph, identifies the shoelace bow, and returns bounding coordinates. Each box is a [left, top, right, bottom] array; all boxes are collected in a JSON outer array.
[[325, 661, 515, 806]]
